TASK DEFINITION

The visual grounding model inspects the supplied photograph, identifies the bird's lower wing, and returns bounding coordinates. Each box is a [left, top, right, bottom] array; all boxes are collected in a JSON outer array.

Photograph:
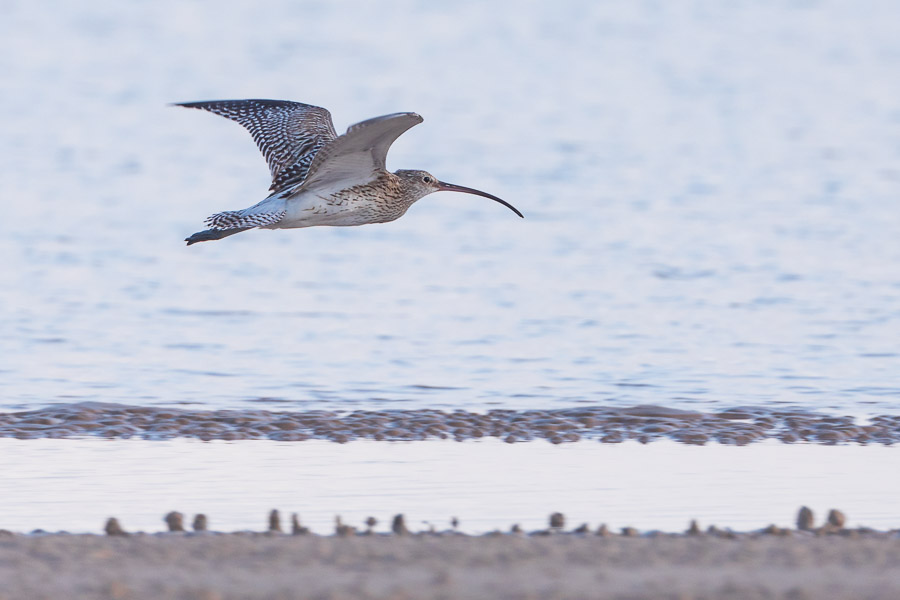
[[300, 112, 423, 192]]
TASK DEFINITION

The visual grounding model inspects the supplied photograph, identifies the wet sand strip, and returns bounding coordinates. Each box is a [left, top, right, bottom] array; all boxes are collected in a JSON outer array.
[[1, 402, 897, 445], [3, 509, 899, 600]]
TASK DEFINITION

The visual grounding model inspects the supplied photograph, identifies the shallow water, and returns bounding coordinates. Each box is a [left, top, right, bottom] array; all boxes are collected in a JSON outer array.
[[2, 438, 898, 534], [1, 1, 900, 416]]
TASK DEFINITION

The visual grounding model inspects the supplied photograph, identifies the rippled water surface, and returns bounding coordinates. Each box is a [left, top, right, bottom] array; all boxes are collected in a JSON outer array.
[[2, 1, 899, 415]]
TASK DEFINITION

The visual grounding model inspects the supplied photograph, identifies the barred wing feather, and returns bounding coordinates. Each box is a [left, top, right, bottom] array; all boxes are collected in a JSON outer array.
[[175, 99, 338, 192]]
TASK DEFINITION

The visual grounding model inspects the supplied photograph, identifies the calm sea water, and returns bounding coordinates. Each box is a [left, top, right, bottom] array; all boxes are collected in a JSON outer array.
[[2, 1, 899, 415], [4, 438, 899, 533]]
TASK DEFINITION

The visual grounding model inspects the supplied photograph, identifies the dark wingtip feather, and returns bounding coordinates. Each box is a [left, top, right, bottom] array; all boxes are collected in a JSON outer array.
[[185, 227, 251, 246], [184, 229, 220, 245]]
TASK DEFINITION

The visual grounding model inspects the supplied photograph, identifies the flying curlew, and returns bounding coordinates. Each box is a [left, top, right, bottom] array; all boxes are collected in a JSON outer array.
[[174, 99, 523, 245]]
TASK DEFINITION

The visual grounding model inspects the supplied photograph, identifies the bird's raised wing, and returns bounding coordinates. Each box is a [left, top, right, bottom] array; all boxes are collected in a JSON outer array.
[[300, 112, 423, 192], [175, 99, 338, 192]]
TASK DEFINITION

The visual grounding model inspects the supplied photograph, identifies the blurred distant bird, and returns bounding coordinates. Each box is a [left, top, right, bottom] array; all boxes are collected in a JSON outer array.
[[174, 99, 523, 245]]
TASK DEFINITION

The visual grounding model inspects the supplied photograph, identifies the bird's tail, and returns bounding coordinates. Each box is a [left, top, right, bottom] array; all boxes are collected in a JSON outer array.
[[185, 227, 250, 245], [186, 196, 287, 246]]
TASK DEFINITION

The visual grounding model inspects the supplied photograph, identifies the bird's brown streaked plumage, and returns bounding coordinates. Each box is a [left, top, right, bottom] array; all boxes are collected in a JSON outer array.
[[176, 99, 523, 245]]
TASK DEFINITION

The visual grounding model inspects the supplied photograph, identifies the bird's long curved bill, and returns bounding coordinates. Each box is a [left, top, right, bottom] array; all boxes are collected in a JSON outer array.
[[437, 181, 524, 218]]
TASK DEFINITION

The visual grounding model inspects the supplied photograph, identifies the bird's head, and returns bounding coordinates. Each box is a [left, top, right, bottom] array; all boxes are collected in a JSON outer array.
[[394, 169, 523, 218]]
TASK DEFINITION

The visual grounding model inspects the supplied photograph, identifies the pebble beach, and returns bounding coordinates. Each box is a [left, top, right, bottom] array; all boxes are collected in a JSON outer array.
[[4, 509, 900, 600], [3, 402, 898, 445]]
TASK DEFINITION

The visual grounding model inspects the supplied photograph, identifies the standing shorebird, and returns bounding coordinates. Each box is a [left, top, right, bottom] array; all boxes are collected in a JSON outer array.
[[175, 99, 523, 245]]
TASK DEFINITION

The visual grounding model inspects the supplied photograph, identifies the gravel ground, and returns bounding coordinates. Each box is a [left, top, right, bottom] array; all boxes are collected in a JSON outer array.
[[2, 531, 899, 600]]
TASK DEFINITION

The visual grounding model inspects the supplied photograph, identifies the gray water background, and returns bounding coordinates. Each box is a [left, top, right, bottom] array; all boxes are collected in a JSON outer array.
[[2, 0, 899, 415]]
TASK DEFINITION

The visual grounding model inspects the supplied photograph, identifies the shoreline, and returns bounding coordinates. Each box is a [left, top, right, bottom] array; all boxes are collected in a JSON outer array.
[[8, 505, 892, 538], [2, 401, 898, 445]]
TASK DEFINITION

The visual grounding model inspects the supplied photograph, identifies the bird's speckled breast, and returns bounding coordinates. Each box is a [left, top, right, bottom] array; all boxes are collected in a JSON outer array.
[[279, 173, 414, 228]]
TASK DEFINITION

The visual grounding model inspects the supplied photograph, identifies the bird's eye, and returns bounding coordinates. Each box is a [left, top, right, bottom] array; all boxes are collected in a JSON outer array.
[[422, 176, 433, 184]]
